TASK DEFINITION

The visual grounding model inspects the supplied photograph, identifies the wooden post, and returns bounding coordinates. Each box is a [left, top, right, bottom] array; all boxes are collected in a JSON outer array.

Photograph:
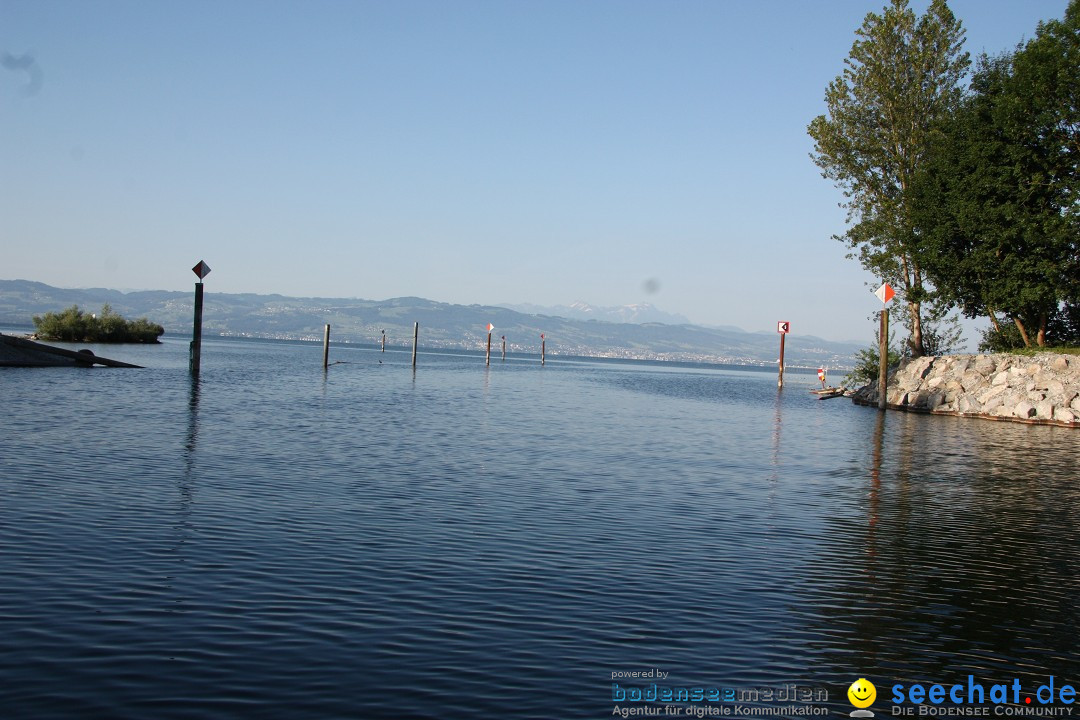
[[381, 329, 386, 353], [322, 324, 330, 369], [777, 332, 785, 389], [486, 331, 492, 366], [501, 335, 506, 361], [189, 282, 204, 376], [412, 322, 418, 367], [541, 334, 546, 366], [878, 309, 889, 409]]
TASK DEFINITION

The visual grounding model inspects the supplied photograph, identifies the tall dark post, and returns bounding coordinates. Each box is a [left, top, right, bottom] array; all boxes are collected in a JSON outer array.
[[322, 324, 330, 369], [486, 331, 492, 366], [381, 329, 386, 353], [190, 282, 204, 375], [777, 332, 786, 389], [541, 334, 546, 366], [412, 322, 419, 368], [501, 335, 506, 362], [189, 260, 211, 375], [878, 309, 889, 409]]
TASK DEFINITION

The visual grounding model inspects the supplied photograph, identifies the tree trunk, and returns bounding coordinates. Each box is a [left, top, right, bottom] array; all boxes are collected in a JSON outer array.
[[908, 300, 925, 357], [987, 307, 1002, 333], [1036, 313, 1047, 347], [1013, 316, 1032, 348]]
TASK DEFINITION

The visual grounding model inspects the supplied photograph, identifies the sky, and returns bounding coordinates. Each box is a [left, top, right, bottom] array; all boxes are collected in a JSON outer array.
[[1, 0, 1070, 344]]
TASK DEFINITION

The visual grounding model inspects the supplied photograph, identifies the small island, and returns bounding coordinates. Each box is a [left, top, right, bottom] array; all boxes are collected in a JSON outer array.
[[33, 304, 165, 344]]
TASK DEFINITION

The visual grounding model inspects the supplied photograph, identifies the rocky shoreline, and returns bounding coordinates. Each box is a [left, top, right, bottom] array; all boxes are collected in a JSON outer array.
[[851, 352, 1079, 426]]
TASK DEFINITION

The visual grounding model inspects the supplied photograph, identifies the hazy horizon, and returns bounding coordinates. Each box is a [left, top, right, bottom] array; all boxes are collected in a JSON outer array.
[[3, 0, 1065, 348], [2, 276, 876, 344]]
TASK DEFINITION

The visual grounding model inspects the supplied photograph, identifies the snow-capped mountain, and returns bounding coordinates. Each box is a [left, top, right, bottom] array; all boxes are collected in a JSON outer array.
[[498, 301, 691, 325]]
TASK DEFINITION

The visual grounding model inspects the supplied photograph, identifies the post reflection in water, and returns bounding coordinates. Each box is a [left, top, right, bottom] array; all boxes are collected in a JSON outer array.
[[865, 409, 884, 579], [769, 388, 784, 488], [174, 374, 201, 556], [183, 375, 201, 476], [801, 411, 1080, 692]]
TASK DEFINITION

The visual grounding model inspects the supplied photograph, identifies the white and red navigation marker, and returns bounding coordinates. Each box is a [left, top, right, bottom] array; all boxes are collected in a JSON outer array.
[[192, 260, 211, 280], [873, 282, 896, 409], [777, 321, 790, 334], [486, 323, 495, 333], [874, 282, 895, 305]]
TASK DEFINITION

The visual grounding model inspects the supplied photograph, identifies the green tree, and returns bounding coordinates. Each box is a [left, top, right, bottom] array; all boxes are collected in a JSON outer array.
[[808, 0, 969, 357], [33, 305, 90, 341], [97, 304, 127, 341], [32, 304, 164, 343], [913, 0, 1080, 347], [892, 298, 965, 357], [845, 326, 902, 387]]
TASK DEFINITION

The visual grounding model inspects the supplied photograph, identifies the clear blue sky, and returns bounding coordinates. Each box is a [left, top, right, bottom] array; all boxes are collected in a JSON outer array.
[[1, 0, 1068, 343]]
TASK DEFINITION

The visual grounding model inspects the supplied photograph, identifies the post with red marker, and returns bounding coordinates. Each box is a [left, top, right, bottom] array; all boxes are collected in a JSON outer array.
[[485, 323, 495, 367], [190, 260, 211, 376], [541, 333, 546, 366], [776, 321, 790, 389], [875, 282, 896, 409]]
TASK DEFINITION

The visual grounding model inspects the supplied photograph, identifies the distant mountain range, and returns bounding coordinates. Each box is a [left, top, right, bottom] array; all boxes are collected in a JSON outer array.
[[497, 301, 691, 325], [0, 279, 860, 367]]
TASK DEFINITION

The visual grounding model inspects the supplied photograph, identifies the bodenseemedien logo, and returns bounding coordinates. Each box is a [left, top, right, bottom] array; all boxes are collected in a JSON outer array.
[[849, 678, 877, 717]]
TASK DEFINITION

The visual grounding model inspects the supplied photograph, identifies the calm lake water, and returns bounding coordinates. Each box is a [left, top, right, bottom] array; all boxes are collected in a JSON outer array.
[[2, 337, 1078, 719]]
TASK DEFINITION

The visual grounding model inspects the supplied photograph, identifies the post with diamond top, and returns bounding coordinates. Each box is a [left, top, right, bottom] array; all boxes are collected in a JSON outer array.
[[190, 260, 211, 375], [485, 323, 494, 367], [875, 282, 896, 409], [776, 321, 790, 389]]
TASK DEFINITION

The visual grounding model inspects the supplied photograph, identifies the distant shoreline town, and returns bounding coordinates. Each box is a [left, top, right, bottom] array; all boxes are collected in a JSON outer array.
[[0, 280, 860, 370]]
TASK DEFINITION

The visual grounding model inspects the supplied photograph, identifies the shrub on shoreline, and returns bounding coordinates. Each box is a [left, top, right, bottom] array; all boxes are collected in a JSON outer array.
[[32, 304, 164, 343]]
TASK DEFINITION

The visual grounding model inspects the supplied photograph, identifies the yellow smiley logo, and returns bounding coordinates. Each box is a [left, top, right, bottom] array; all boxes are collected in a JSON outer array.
[[848, 678, 877, 709]]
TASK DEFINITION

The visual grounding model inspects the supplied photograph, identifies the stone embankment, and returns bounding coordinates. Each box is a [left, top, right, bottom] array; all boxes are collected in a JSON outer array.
[[852, 352, 1080, 426]]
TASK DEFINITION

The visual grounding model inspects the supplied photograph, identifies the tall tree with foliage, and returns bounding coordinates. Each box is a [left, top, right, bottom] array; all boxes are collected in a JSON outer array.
[[808, 0, 969, 357], [913, 0, 1080, 347]]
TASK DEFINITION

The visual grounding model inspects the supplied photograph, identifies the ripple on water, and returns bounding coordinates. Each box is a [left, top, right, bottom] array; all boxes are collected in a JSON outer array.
[[2, 343, 1078, 718]]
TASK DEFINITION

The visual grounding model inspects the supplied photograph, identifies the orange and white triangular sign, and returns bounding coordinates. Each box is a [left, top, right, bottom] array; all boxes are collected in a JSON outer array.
[[874, 282, 895, 305], [486, 323, 495, 333]]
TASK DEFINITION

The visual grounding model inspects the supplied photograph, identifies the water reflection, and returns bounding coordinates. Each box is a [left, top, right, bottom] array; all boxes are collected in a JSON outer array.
[[173, 375, 200, 566], [2, 343, 1077, 719], [801, 413, 1080, 693], [183, 375, 201, 462], [771, 391, 783, 472], [178, 375, 201, 511], [769, 390, 785, 501]]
